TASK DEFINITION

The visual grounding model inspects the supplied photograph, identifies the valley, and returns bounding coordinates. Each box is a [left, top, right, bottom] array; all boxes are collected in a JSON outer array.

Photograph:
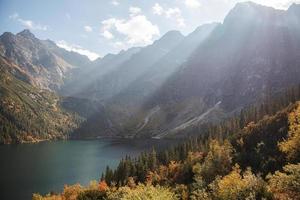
[[0, 1, 300, 199], [0, 3, 299, 143]]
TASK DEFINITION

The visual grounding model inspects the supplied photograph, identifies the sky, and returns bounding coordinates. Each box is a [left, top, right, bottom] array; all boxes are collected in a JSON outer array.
[[0, 0, 299, 60]]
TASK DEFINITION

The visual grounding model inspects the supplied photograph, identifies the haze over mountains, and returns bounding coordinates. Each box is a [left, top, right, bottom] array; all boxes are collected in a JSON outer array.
[[0, 2, 300, 143]]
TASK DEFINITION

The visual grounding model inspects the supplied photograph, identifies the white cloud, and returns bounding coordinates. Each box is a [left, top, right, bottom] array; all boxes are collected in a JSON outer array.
[[56, 40, 100, 61], [152, 5, 185, 27], [129, 6, 142, 16], [102, 30, 114, 39], [101, 10, 160, 46], [111, 0, 119, 6], [165, 8, 185, 27], [117, 15, 159, 45], [185, 0, 201, 9], [9, 13, 48, 31], [102, 18, 118, 30], [165, 8, 178, 18], [84, 25, 93, 32], [176, 18, 185, 27], [152, 3, 164, 15]]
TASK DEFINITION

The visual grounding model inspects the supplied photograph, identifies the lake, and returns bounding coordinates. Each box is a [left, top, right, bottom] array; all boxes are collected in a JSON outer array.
[[0, 139, 179, 200]]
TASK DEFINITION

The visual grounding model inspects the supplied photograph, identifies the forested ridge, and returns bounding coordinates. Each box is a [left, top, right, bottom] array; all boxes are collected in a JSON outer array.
[[34, 86, 300, 200], [0, 57, 83, 144]]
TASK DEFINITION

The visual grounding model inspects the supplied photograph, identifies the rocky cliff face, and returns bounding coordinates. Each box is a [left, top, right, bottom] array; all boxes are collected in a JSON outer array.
[[0, 29, 90, 91]]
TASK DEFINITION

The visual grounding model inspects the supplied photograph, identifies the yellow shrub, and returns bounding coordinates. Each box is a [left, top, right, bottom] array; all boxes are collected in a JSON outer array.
[[212, 164, 268, 200]]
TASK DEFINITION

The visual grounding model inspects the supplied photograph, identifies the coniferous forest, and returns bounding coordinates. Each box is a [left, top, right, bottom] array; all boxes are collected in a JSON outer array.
[[33, 86, 300, 199], [1, 1, 300, 200]]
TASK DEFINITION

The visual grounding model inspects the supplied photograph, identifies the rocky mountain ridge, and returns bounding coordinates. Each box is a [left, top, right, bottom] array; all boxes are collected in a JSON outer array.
[[74, 2, 300, 139], [0, 29, 90, 90], [1, 2, 300, 142]]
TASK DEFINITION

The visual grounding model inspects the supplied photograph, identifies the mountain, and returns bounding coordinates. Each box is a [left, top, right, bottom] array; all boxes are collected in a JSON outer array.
[[0, 29, 90, 91], [42, 39, 90, 68], [70, 23, 219, 138], [140, 2, 300, 137], [35, 95, 300, 200], [0, 55, 82, 144], [73, 30, 185, 101], [60, 47, 141, 97], [137, 2, 300, 138], [114, 23, 219, 106], [1, 2, 300, 143], [72, 2, 300, 139]]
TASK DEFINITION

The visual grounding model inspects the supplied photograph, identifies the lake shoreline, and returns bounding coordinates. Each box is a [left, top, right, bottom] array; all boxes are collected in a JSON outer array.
[[0, 139, 179, 200], [1, 134, 177, 145]]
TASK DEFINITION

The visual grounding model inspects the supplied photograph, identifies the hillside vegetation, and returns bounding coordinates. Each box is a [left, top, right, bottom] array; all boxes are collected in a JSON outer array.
[[0, 57, 82, 144], [34, 88, 300, 199]]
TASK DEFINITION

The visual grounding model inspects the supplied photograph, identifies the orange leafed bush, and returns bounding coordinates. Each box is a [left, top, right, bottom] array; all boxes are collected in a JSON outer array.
[[98, 180, 108, 192]]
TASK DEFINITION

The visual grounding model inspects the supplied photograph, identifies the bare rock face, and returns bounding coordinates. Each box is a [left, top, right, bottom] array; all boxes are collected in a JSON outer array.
[[0, 29, 90, 91]]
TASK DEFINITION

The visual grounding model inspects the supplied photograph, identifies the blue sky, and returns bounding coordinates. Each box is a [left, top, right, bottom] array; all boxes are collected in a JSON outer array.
[[0, 0, 299, 60]]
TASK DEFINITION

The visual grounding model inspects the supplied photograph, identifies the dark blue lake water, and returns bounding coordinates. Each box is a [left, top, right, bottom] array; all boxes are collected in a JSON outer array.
[[0, 139, 178, 200]]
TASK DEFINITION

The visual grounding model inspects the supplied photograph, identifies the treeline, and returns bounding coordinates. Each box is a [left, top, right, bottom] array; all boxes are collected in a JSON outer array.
[[34, 86, 300, 200], [102, 85, 300, 185]]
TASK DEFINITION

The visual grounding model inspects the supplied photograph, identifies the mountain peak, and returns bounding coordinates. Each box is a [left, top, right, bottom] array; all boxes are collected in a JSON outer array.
[[224, 1, 278, 25], [161, 30, 184, 39], [288, 3, 300, 14], [289, 3, 300, 9], [152, 30, 184, 47], [17, 29, 36, 40], [233, 1, 274, 10], [0, 32, 15, 40]]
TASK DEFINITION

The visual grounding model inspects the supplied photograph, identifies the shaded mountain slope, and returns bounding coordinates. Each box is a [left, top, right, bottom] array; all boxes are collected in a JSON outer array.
[[136, 2, 300, 138], [80, 30, 185, 101], [71, 24, 219, 139], [60, 47, 141, 97], [0, 56, 82, 144], [74, 2, 300, 139]]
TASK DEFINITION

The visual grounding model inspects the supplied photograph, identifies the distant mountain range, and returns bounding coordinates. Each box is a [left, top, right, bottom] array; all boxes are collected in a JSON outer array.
[[0, 2, 300, 143]]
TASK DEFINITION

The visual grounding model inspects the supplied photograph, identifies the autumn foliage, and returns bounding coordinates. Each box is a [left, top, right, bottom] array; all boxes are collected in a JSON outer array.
[[98, 181, 108, 192], [34, 99, 300, 200]]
